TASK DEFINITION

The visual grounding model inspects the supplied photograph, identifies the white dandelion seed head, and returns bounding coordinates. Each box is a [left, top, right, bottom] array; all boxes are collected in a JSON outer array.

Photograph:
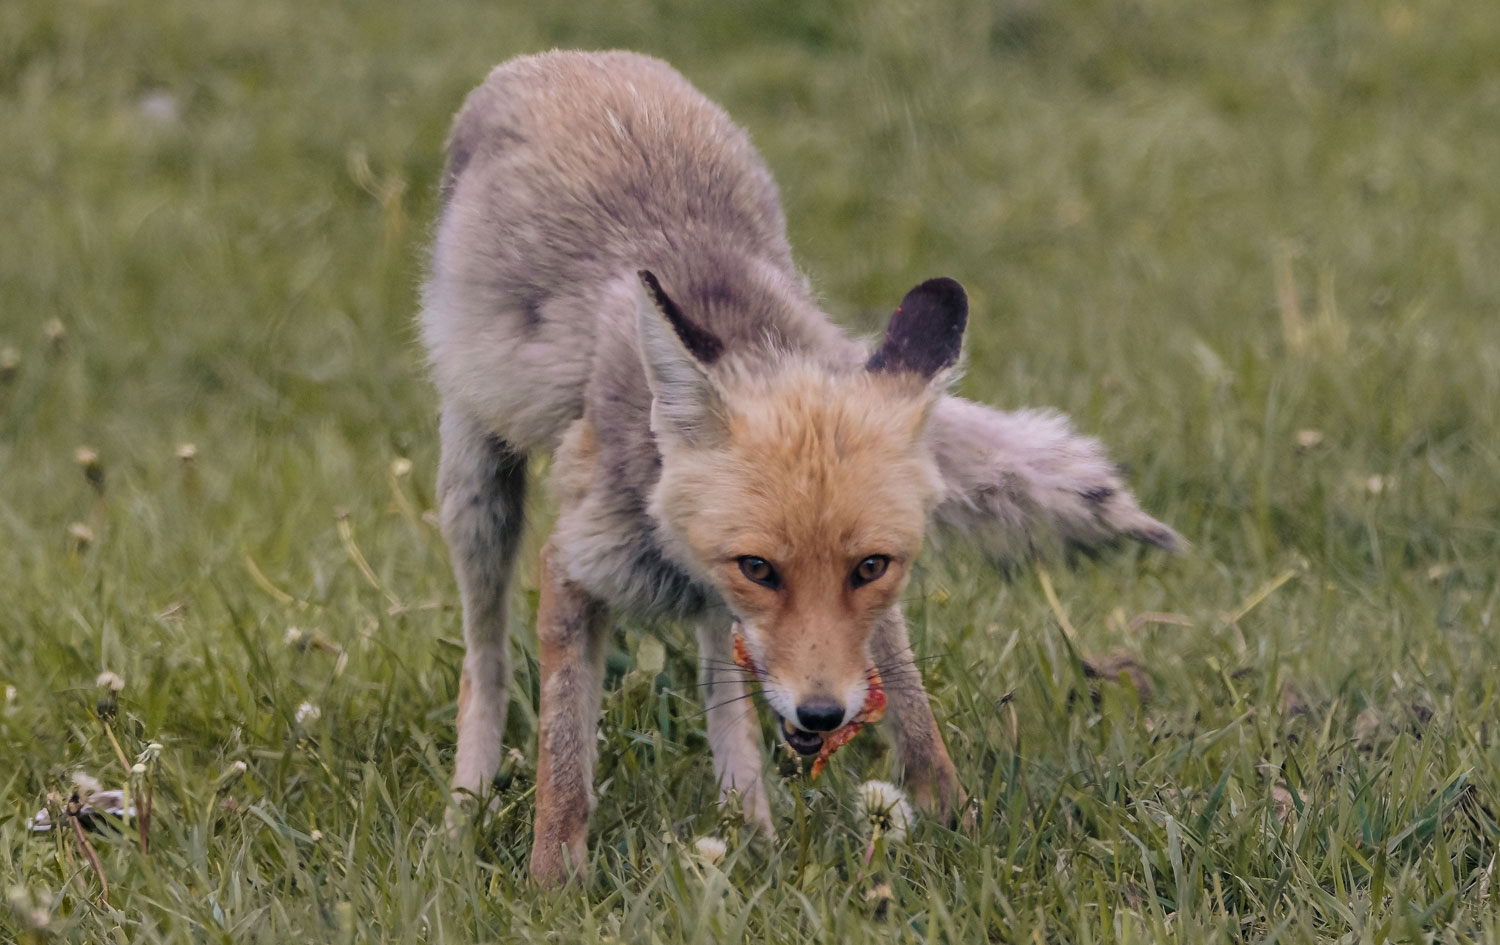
[[295, 702, 321, 725], [284, 626, 305, 646], [71, 770, 103, 799], [131, 763, 147, 776], [6, 884, 51, 931], [858, 780, 913, 843], [1295, 429, 1324, 450], [96, 671, 124, 692], [692, 835, 727, 865], [390, 457, 412, 478], [176, 442, 197, 462]]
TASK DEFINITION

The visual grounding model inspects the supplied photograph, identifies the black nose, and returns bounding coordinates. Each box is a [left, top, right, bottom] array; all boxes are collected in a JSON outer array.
[[796, 699, 845, 732]]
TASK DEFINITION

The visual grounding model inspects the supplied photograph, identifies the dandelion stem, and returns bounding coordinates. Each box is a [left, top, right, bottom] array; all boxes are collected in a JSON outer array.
[[138, 774, 153, 855], [101, 719, 136, 836], [102, 720, 130, 773], [68, 797, 109, 904], [795, 788, 811, 889]]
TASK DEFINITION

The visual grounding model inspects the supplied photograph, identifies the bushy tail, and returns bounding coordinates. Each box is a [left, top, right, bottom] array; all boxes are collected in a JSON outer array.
[[926, 396, 1182, 567]]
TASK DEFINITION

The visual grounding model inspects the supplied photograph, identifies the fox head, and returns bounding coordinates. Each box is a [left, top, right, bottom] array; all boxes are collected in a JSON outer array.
[[637, 270, 967, 746]]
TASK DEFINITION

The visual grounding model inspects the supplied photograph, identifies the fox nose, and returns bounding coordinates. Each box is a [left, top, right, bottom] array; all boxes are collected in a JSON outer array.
[[796, 698, 845, 732]]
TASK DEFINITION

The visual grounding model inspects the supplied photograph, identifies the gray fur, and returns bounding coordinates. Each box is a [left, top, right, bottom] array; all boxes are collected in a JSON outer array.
[[437, 407, 528, 802], [928, 398, 1182, 565], [421, 51, 1179, 851]]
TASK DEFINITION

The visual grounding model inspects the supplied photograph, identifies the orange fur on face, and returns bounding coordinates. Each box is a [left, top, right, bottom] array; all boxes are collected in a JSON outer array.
[[654, 360, 942, 712]]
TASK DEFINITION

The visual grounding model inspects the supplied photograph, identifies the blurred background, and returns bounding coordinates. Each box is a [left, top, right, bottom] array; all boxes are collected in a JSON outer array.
[[2, 0, 1498, 939]]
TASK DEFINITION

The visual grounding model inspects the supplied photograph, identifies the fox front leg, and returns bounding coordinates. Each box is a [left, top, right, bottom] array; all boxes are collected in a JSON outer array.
[[437, 409, 530, 825], [695, 616, 775, 836], [869, 606, 963, 822], [530, 542, 609, 885]]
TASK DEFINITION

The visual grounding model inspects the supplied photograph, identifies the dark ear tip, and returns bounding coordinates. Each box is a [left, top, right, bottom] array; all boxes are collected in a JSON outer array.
[[913, 277, 967, 309], [870, 276, 969, 378], [905, 278, 968, 331]]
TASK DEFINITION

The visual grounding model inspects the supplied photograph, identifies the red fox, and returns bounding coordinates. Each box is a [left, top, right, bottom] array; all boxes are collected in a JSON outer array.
[[421, 50, 1179, 884]]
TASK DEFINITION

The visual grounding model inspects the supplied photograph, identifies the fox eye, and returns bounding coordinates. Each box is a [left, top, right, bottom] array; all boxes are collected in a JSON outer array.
[[737, 556, 781, 590], [851, 555, 890, 588]]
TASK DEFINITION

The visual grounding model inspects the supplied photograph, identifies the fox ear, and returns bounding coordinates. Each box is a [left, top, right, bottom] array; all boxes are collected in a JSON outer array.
[[636, 270, 727, 445], [868, 277, 968, 382]]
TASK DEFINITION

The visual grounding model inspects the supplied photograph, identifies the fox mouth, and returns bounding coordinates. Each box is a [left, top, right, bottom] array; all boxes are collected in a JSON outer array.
[[731, 624, 888, 774], [780, 718, 825, 756]]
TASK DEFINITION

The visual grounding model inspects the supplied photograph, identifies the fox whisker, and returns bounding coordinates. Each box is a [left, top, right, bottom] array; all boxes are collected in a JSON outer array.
[[690, 691, 762, 721]]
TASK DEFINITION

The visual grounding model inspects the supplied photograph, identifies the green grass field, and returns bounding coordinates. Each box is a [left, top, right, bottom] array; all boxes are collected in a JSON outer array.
[[3, 0, 1499, 940]]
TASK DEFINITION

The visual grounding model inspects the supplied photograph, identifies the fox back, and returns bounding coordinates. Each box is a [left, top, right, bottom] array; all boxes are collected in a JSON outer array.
[[423, 50, 841, 454]]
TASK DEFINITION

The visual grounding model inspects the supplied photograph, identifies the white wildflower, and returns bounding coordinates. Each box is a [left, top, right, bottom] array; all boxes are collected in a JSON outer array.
[[284, 626, 305, 647], [6, 884, 50, 932], [390, 457, 412, 478], [309, 829, 323, 843], [96, 671, 124, 692], [692, 835, 727, 865], [177, 442, 197, 462], [68, 522, 95, 549], [137, 90, 181, 125], [71, 770, 103, 799], [4, 685, 15, 705], [858, 780, 913, 844], [131, 763, 147, 776], [295, 702, 321, 725]]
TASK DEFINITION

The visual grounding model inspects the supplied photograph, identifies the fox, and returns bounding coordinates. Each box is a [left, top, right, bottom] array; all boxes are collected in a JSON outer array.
[[420, 50, 1179, 885]]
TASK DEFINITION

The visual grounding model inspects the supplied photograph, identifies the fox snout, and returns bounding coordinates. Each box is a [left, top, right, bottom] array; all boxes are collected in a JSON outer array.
[[777, 686, 865, 756], [795, 697, 845, 732], [734, 622, 873, 749], [778, 674, 867, 731]]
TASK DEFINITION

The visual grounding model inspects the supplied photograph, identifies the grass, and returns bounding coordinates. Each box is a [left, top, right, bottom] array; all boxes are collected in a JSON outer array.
[[2, 0, 1499, 940]]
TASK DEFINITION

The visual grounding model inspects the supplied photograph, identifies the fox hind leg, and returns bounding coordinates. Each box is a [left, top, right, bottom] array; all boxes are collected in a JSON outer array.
[[696, 616, 775, 836], [438, 407, 529, 817]]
